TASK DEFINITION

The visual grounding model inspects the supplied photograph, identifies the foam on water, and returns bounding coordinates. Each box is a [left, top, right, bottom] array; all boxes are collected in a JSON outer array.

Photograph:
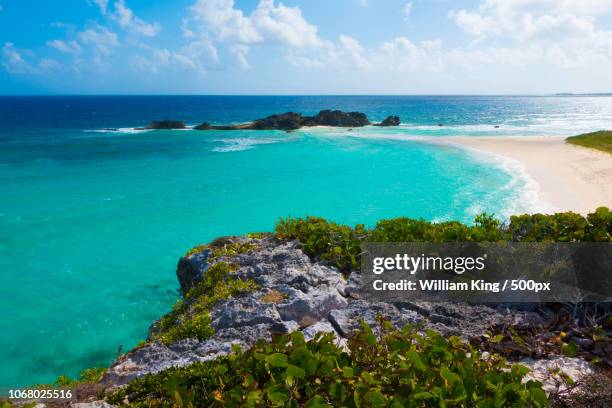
[[212, 136, 294, 152]]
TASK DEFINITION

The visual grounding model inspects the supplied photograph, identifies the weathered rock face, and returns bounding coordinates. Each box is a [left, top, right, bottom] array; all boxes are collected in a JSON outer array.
[[176, 248, 210, 296], [520, 356, 594, 394], [103, 235, 581, 387], [376, 115, 401, 126]]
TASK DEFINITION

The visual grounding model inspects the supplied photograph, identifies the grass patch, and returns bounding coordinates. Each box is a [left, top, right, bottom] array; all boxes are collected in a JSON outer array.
[[566, 130, 612, 154]]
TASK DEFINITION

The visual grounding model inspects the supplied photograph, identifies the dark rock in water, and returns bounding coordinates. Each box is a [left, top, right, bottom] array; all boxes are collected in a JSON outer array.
[[306, 110, 370, 127], [193, 122, 211, 130], [145, 120, 187, 130], [376, 115, 401, 126], [494, 125, 500, 128], [438, 123, 444, 127], [250, 112, 303, 130], [192, 109, 373, 131]]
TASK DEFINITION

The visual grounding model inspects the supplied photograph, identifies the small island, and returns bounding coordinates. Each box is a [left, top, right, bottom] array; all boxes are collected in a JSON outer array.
[[136, 120, 187, 130], [140, 110, 401, 131]]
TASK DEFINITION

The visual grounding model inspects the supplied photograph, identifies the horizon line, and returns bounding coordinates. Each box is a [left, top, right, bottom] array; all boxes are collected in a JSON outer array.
[[1, 93, 612, 97]]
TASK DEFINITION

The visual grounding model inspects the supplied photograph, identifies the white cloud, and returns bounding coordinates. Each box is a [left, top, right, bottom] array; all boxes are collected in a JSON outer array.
[[92, 0, 108, 15], [448, 0, 612, 69], [111, 0, 160, 37], [47, 40, 82, 54], [175, 39, 219, 71], [337, 35, 370, 70], [230, 44, 251, 68], [79, 25, 119, 55], [130, 48, 170, 72], [189, 0, 261, 44], [251, 0, 327, 48], [185, 0, 329, 68], [2, 43, 35, 74], [449, 0, 612, 41], [38, 58, 62, 72], [374, 37, 444, 72], [403, 2, 413, 19], [172, 53, 199, 70], [2, 43, 64, 74], [131, 39, 218, 74]]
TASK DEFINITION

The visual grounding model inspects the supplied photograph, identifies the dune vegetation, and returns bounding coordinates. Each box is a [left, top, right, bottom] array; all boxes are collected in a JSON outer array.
[[566, 131, 612, 154]]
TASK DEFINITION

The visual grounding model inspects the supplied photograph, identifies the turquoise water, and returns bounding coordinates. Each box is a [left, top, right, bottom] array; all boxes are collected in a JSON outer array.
[[2, 95, 612, 386]]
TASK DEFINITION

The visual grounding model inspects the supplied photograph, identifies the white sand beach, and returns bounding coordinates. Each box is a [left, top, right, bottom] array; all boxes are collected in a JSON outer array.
[[442, 136, 612, 215]]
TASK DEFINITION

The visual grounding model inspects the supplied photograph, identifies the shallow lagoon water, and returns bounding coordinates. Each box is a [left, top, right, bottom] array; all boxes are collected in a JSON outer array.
[[1, 95, 612, 386]]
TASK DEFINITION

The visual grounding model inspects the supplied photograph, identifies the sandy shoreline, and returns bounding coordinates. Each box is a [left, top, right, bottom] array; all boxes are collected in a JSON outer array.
[[440, 136, 612, 215]]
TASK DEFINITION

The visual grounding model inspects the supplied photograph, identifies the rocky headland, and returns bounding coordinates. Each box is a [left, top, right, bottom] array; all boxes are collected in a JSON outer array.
[[98, 232, 608, 401]]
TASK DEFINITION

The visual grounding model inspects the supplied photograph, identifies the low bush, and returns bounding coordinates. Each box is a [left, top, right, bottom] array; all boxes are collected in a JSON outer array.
[[108, 319, 547, 407], [276, 208, 612, 273], [54, 367, 107, 387]]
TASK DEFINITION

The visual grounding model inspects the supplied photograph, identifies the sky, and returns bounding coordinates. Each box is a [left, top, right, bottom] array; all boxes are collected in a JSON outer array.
[[1, 0, 612, 94]]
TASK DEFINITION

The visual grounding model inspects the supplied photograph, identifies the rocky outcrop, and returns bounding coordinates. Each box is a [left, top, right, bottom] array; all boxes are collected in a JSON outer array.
[[376, 115, 401, 126], [102, 235, 583, 387], [193, 110, 372, 131], [176, 248, 210, 296], [301, 110, 370, 127], [250, 112, 304, 130], [139, 120, 186, 130]]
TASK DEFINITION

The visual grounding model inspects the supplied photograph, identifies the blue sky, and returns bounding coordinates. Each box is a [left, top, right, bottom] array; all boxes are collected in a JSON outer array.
[[1, 0, 612, 94]]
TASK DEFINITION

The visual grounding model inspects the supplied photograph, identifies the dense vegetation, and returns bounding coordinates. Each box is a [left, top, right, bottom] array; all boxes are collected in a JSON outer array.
[[566, 130, 612, 154], [275, 207, 612, 273], [108, 320, 548, 407]]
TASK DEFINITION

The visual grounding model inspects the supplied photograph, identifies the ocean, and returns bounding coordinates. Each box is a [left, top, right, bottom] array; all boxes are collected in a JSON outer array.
[[1, 95, 612, 386]]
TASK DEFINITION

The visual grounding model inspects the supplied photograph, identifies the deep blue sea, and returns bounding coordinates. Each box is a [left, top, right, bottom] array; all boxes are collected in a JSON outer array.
[[2, 95, 612, 387]]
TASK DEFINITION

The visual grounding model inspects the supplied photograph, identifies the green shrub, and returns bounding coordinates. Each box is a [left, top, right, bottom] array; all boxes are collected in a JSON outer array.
[[107, 319, 547, 407], [276, 216, 364, 272], [54, 367, 107, 387], [507, 212, 590, 242], [276, 208, 611, 273]]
